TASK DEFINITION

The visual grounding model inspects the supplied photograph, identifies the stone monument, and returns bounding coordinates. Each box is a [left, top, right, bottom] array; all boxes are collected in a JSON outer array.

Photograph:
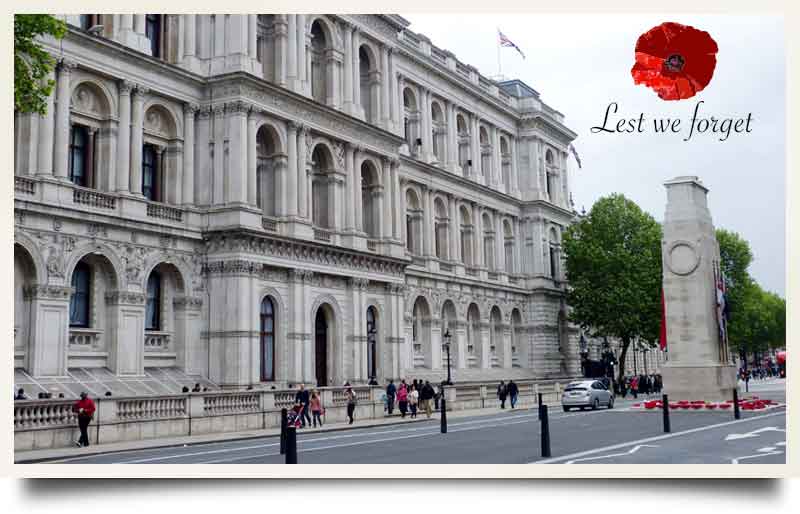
[[660, 176, 737, 402]]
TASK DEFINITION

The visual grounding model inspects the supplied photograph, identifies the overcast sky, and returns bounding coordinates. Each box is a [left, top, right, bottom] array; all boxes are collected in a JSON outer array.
[[401, 14, 785, 296]]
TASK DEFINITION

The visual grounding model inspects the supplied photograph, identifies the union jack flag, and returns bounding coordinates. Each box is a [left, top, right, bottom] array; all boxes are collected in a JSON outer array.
[[498, 29, 525, 59]]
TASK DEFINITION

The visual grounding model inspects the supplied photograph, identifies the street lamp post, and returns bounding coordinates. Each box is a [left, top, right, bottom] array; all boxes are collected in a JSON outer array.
[[443, 329, 453, 385]]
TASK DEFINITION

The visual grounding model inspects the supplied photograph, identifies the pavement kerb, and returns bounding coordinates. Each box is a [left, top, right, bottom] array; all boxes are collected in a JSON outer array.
[[16, 403, 546, 464]]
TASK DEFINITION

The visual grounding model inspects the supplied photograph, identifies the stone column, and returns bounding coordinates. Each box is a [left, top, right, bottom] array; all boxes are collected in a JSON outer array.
[[388, 48, 398, 133], [422, 89, 433, 162], [212, 104, 225, 205], [287, 15, 297, 88], [381, 45, 391, 129], [492, 127, 501, 186], [495, 214, 505, 272], [381, 157, 392, 240], [115, 81, 133, 192], [134, 14, 146, 35], [344, 143, 355, 232], [480, 323, 491, 369], [446, 101, 457, 172], [343, 23, 354, 114], [106, 291, 146, 376], [454, 321, 467, 369], [422, 187, 433, 258], [183, 15, 196, 60], [195, 107, 211, 206], [248, 15, 257, 62], [274, 15, 288, 87], [153, 146, 164, 201], [391, 158, 402, 240], [448, 195, 461, 263], [502, 326, 512, 368], [182, 103, 197, 205], [129, 85, 147, 195], [296, 14, 307, 91], [470, 114, 481, 180], [351, 29, 361, 117], [473, 203, 484, 268], [85, 127, 97, 188], [353, 146, 364, 232], [37, 68, 56, 177], [26, 285, 72, 377], [53, 60, 75, 180], [298, 127, 309, 219], [247, 108, 258, 207], [510, 137, 519, 196], [173, 296, 202, 374], [226, 101, 248, 205], [286, 121, 299, 217]]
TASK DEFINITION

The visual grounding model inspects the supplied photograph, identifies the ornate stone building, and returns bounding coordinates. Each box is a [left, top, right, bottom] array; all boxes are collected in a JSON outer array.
[[13, 14, 580, 393]]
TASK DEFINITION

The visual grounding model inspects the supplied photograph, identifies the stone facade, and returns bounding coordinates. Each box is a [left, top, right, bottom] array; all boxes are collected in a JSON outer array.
[[13, 14, 580, 391]]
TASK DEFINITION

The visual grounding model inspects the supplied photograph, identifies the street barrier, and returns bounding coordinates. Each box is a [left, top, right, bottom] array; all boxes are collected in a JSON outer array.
[[285, 426, 297, 464], [280, 408, 287, 455], [733, 388, 741, 420], [538, 392, 543, 420], [440, 398, 447, 434], [540, 404, 551, 458], [662, 394, 670, 433]]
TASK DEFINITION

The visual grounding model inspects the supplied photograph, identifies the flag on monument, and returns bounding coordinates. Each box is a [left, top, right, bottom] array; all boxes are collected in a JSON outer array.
[[659, 289, 667, 351], [498, 29, 526, 59], [569, 143, 582, 169]]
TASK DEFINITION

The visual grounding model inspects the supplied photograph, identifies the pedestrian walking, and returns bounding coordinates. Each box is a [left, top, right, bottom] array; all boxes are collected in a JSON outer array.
[[72, 392, 95, 447], [421, 381, 435, 418], [386, 380, 397, 415], [345, 386, 357, 424], [310, 390, 324, 428], [507, 380, 519, 409], [497, 380, 508, 409], [294, 383, 312, 428], [397, 381, 409, 418], [408, 385, 419, 418], [630, 375, 639, 399]]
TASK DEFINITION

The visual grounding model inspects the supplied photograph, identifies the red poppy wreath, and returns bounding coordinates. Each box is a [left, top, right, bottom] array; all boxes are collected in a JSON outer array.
[[631, 22, 718, 101]]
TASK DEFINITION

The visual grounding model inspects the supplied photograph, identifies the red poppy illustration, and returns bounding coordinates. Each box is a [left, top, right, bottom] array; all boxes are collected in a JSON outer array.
[[631, 22, 718, 101]]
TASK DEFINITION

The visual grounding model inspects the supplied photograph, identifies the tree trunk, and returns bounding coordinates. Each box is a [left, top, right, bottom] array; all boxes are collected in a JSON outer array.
[[617, 337, 631, 387]]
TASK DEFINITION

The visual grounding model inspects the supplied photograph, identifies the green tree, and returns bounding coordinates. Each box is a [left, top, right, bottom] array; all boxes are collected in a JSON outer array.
[[15, 14, 67, 114], [562, 194, 663, 384]]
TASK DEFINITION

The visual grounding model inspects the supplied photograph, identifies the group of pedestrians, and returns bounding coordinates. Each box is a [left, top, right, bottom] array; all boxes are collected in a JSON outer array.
[[619, 373, 663, 399], [291, 383, 328, 428], [384, 379, 440, 419], [496, 380, 520, 409]]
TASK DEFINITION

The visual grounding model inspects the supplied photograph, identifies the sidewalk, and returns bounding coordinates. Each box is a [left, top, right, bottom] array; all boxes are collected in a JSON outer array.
[[15, 403, 539, 463]]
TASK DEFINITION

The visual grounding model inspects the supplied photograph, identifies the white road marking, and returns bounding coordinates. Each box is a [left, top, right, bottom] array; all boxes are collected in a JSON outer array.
[[776, 441, 787, 447], [532, 410, 786, 464], [725, 426, 785, 441], [731, 451, 783, 464], [565, 444, 659, 464], [756, 447, 777, 452]]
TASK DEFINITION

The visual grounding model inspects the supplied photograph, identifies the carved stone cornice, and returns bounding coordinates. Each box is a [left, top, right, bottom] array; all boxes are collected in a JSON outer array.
[[173, 296, 203, 311], [23, 284, 73, 301], [105, 291, 146, 305], [203, 231, 409, 278], [350, 277, 370, 291], [119, 80, 135, 95]]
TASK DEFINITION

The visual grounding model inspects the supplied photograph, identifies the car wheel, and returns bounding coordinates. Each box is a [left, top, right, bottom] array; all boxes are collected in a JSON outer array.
[[563, 406, 570, 412], [592, 398, 599, 410], [608, 396, 614, 409]]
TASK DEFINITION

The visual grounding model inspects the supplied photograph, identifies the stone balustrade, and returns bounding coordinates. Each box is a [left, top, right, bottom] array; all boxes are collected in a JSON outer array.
[[313, 227, 332, 242], [15, 176, 36, 195], [146, 201, 183, 222], [69, 328, 102, 349], [144, 331, 171, 351], [73, 186, 117, 210], [13, 379, 569, 451]]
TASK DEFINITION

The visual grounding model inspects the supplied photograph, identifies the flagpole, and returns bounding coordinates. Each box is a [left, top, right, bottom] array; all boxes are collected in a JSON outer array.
[[497, 31, 502, 77]]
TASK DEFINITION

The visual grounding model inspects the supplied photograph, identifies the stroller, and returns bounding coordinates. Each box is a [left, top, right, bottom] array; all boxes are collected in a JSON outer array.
[[285, 403, 303, 429]]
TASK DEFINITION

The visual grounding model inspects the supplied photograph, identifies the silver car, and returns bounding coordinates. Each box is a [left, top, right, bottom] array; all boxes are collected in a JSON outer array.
[[561, 380, 614, 411]]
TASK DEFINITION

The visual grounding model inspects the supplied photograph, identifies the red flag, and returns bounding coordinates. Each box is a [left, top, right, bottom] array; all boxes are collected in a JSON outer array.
[[659, 289, 667, 351]]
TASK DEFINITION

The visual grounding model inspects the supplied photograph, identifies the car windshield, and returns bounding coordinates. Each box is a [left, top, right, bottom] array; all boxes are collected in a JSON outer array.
[[564, 386, 588, 392]]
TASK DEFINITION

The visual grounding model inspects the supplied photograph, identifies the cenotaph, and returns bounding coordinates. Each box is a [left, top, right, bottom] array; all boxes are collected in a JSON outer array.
[[660, 176, 737, 402]]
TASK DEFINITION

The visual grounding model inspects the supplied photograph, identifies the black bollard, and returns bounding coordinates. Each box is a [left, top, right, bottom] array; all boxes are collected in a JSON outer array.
[[733, 388, 741, 420], [662, 394, 671, 433], [440, 398, 447, 434], [285, 426, 297, 464], [540, 404, 551, 458], [280, 408, 287, 455], [538, 392, 543, 420]]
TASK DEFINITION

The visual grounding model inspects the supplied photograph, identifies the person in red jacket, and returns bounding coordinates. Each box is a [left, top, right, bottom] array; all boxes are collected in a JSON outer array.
[[73, 392, 96, 447]]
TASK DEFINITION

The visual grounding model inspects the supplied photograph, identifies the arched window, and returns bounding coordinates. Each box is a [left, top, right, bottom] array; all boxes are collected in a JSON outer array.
[[460, 206, 473, 267], [359, 46, 377, 123], [405, 189, 422, 255], [457, 114, 470, 176], [69, 124, 89, 187], [431, 102, 445, 164], [145, 271, 161, 331], [366, 306, 377, 380], [504, 220, 514, 273], [434, 197, 449, 260], [69, 262, 91, 327], [483, 213, 495, 271], [145, 15, 162, 58], [361, 161, 381, 238], [549, 228, 560, 279], [260, 297, 276, 381], [142, 143, 158, 201], [310, 21, 329, 104]]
